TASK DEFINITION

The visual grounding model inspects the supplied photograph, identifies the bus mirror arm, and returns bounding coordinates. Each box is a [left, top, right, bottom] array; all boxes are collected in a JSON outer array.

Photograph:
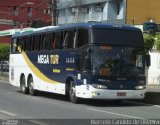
[[146, 54, 151, 67], [84, 57, 90, 70]]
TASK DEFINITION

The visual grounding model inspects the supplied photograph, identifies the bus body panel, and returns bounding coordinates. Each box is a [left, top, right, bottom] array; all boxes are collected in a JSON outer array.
[[10, 53, 66, 95], [9, 23, 147, 101], [75, 84, 145, 99]]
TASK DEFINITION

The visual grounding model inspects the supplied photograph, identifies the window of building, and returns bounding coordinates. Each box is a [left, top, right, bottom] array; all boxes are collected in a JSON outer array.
[[13, 20, 18, 28], [117, 2, 120, 15], [28, 7, 32, 17], [95, 4, 103, 12], [44, 8, 51, 14], [72, 8, 78, 14], [13, 6, 18, 16], [81, 7, 89, 14]]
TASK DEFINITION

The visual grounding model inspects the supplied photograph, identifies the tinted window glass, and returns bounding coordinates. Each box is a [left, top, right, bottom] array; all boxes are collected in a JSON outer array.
[[43, 33, 52, 50], [26, 36, 32, 51], [93, 28, 144, 46], [63, 30, 76, 49], [54, 32, 63, 49], [77, 29, 88, 48], [33, 35, 41, 50]]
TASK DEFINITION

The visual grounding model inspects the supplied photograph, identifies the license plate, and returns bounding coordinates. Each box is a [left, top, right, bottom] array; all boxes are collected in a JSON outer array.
[[117, 92, 126, 96]]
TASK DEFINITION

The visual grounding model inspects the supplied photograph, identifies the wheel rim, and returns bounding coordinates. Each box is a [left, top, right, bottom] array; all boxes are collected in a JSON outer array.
[[29, 78, 34, 93], [21, 77, 26, 92], [69, 82, 77, 102], [22, 84, 25, 91], [70, 85, 76, 99]]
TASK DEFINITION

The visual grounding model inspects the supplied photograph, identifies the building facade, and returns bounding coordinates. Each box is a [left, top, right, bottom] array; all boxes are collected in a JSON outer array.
[[126, 0, 160, 25], [57, 0, 160, 25], [0, 0, 52, 31], [57, 0, 126, 25]]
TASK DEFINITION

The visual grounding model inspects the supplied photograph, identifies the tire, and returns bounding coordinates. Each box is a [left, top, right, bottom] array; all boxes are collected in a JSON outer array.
[[28, 77, 36, 96], [69, 81, 78, 103], [20, 76, 28, 94]]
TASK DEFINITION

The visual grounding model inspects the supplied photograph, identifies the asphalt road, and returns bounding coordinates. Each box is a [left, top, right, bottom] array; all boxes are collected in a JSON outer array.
[[0, 81, 160, 125]]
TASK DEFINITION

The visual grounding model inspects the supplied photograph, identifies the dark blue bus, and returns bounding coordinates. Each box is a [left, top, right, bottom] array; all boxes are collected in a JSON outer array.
[[10, 23, 150, 103]]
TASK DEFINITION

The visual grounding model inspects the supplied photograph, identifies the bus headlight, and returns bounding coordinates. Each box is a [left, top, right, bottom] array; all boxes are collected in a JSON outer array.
[[135, 85, 146, 90], [92, 84, 107, 89]]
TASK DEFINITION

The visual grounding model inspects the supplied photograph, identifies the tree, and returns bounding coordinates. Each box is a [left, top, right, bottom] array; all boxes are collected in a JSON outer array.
[[155, 33, 160, 52], [0, 44, 10, 61], [31, 20, 48, 28], [143, 34, 155, 52]]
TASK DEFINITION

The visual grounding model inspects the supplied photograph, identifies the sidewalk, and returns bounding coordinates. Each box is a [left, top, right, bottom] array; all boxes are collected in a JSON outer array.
[[146, 85, 160, 92], [0, 72, 9, 82]]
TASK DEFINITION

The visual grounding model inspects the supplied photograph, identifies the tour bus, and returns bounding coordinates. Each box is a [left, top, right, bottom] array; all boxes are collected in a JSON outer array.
[[10, 23, 150, 103]]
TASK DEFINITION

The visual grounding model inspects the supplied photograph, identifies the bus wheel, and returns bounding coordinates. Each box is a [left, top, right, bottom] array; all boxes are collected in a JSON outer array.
[[20, 76, 28, 94], [28, 77, 36, 96], [69, 81, 78, 103]]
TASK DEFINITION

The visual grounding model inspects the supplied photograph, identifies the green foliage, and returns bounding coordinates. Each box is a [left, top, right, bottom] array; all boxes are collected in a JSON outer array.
[[143, 34, 155, 52], [155, 33, 160, 52], [0, 44, 10, 61], [31, 20, 48, 28]]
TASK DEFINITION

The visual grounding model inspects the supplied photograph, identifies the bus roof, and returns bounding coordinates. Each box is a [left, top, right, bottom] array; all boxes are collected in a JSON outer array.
[[12, 23, 141, 37]]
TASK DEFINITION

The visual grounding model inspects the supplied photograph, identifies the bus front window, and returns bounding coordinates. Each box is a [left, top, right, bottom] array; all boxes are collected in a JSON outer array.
[[92, 46, 145, 77]]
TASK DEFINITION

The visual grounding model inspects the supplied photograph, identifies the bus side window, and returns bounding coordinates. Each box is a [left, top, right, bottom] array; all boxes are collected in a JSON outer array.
[[63, 29, 76, 49], [76, 29, 88, 48], [19, 37, 25, 52], [43, 33, 52, 50], [11, 38, 18, 53], [54, 32, 63, 49], [51, 32, 55, 49], [39, 34, 43, 50], [26, 36, 32, 51], [33, 34, 40, 51]]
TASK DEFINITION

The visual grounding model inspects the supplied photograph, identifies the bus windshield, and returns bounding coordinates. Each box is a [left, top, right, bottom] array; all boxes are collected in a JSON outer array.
[[93, 28, 144, 46], [92, 46, 145, 77]]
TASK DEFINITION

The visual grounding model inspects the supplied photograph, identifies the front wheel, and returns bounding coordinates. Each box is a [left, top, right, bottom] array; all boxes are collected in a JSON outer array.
[[28, 77, 36, 96], [69, 81, 79, 103]]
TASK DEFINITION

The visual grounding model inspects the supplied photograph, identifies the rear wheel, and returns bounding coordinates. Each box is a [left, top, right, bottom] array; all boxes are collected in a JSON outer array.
[[20, 76, 28, 94], [69, 81, 79, 103], [28, 77, 36, 96]]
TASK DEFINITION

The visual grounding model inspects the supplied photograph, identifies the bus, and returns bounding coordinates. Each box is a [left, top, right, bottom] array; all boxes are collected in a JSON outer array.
[[135, 22, 158, 34], [9, 23, 150, 103], [143, 22, 158, 34]]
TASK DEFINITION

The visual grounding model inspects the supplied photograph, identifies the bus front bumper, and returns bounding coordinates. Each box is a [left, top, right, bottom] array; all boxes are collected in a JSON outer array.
[[76, 85, 146, 100]]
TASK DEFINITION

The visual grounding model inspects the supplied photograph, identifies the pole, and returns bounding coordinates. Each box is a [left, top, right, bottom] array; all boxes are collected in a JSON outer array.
[[51, 0, 54, 25]]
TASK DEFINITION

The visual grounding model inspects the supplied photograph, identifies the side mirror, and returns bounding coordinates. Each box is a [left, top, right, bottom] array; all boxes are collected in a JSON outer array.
[[146, 54, 151, 67]]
